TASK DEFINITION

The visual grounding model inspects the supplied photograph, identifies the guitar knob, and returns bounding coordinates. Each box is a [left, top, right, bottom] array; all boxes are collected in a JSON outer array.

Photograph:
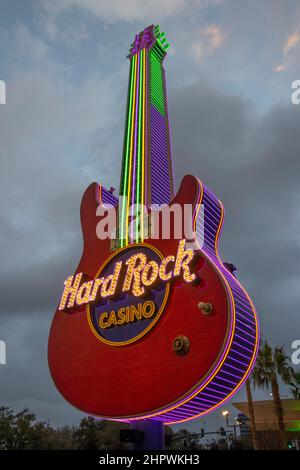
[[198, 302, 213, 315], [172, 336, 190, 356]]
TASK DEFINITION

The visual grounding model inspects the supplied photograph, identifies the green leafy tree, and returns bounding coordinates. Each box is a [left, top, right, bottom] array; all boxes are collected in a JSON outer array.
[[0, 407, 54, 449], [73, 417, 127, 450], [288, 371, 300, 399], [0, 407, 128, 450], [252, 341, 294, 449], [47, 425, 77, 449], [73, 417, 105, 449]]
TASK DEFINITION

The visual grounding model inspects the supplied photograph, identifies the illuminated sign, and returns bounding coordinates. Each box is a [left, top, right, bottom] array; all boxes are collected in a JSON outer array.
[[59, 239, 195, 311], [59, 240, 195, 346], [48, 25, 259, 426]]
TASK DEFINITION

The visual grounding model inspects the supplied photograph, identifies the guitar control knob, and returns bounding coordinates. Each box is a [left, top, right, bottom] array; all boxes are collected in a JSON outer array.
[[172, 336, 190, 356], [198, 302, 213, 315]]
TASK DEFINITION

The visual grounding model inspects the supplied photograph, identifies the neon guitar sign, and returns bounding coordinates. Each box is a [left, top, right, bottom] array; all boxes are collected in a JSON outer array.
[[59, 239, 195, 310], [48, 25, 259, 424], [59, 239, 195, 346]]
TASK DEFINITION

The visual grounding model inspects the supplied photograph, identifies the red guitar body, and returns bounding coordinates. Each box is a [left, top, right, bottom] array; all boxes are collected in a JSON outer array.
[[48, 174, 259, 424]]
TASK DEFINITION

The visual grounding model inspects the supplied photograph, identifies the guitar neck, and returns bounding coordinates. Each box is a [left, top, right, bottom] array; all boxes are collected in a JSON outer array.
[[118, 25, 174, 247]]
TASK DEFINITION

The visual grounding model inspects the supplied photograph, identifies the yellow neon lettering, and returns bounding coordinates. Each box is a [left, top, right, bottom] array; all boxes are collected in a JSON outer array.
[[59, 240, 196, 309], [99, 301, 156, 330], [159, 255, 175, 281], [142, 300, 155, 318], [173, 239, 196, 282], [76, 281, 93, 306], [101, 262, 122, 297], [122, 253, 147, 296], [117, 307, 126, 325], [89, 278, 104, 302], [59, 273, 82, 310], [130, 303, 142, 321], [99, 312, 109, 329], [107, 311, 117, 328], [141, 261, 159, 287]]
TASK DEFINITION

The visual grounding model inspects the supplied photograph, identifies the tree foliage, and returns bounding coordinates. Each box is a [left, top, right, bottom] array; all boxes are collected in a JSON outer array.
[[0, 407, 127, 450], [252, 340, 295, 448], [288, 372, 300, 400]]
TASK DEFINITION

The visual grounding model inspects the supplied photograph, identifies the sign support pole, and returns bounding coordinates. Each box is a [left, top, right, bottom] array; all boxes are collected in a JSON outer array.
[[130, 419, 164, 450]]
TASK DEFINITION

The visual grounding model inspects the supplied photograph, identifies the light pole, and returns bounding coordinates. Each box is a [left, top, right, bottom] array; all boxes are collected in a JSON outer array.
[[222, 410, 238, 439]]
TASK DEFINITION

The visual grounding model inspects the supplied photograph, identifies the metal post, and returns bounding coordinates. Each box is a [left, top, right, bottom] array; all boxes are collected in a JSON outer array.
[[130, 419, 164, 450], [225, 414, 237, 439]]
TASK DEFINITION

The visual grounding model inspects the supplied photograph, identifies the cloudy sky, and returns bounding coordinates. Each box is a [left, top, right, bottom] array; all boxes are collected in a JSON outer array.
[[0, 0, 300, 436]]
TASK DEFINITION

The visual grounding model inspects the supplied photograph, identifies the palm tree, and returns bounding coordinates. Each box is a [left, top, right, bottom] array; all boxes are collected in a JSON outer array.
[[245, 378, 260, 450], [288, 372, 300, 399], [252, 340, 294, 449]]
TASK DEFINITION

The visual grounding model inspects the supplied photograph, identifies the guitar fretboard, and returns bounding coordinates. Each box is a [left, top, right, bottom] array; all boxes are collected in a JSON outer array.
[[119, 25, 174, 246]]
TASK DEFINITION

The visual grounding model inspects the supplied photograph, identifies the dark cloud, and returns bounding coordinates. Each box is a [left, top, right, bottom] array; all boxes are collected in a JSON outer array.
[[0, 311, 86, 426], [170, 79, 300, 351]]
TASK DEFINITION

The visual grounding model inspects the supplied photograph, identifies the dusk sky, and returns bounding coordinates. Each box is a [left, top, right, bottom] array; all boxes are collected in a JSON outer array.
[[0, 0, 300, 436]]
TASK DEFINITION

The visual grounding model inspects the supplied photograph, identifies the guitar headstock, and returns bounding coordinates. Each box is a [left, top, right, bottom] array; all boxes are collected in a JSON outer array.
[[127, 24, 169, 59]]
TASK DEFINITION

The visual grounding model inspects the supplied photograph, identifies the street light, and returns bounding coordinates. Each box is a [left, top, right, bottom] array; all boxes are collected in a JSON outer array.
[[221, 410, 238, 439]]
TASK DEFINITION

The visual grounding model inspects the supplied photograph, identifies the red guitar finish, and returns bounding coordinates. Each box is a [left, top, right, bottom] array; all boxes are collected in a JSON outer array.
[[48, 175, 259, 424], [48, 25, 259, 424]]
